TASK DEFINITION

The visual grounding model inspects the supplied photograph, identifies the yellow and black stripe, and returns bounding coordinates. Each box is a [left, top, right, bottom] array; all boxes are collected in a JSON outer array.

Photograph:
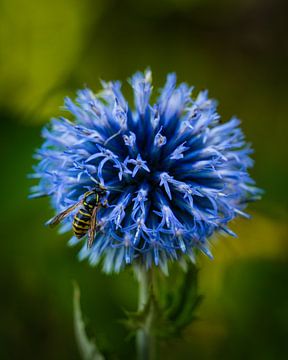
[[72, 191, 102, 239], [83, 193, 99, 210], [72, 208, 92, 239]]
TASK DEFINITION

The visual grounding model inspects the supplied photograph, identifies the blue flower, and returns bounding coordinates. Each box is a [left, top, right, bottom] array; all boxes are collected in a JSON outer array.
[[30, 70, 261, 273]]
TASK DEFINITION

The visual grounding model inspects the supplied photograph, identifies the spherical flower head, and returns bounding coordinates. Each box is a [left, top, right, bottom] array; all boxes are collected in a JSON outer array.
[[30, 70, 261, 273]]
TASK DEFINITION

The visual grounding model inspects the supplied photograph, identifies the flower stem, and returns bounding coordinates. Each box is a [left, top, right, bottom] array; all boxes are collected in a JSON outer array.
[[136, 267, 156, 360]]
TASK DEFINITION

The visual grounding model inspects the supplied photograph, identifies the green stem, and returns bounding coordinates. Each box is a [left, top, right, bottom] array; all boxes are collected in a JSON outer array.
[[135, 267, 156, 360]]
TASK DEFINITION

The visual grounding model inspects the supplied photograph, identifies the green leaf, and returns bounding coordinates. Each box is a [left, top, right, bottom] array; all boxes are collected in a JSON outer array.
[[124, 264, 203, 340], [165, 264, 203, 333], [73, 283, 105, 360]]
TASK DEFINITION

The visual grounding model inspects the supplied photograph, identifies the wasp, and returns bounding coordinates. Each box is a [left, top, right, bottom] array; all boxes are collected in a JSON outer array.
[[46, 184, 108, 248]]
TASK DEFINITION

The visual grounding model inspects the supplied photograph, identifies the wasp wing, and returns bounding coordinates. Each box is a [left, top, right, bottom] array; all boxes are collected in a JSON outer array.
[[46, 200, 83, 228], [87, 206, 98, 248]]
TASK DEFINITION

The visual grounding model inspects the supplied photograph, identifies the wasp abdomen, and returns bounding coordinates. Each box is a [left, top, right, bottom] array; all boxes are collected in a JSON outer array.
[[72, 190, 102, 240], [73, 208, 92, 239]]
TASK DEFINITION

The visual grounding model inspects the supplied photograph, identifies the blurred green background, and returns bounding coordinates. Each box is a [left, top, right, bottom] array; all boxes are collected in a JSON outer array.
[[0, 0, 287, 359]]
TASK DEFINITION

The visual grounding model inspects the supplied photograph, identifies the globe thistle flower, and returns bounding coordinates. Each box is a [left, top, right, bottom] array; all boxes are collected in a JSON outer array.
[[30, 70, 261, 273]]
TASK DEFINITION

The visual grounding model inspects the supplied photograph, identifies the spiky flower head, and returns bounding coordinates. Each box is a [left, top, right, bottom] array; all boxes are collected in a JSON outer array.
[[30, 70, 261, 273]]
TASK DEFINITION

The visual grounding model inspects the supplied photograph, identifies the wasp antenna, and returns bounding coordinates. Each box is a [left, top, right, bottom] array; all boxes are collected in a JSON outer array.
[[85, 170, 102, 185]]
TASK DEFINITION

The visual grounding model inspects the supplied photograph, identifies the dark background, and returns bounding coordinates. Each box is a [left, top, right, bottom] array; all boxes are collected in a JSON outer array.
[[0, 0, 287, 359]]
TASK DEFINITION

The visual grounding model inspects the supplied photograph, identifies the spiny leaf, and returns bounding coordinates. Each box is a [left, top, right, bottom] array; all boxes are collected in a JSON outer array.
[[123, 265, 203, 340], [123, 292, 175, 338], [73, 282, 105, 360], [164, 264, 203, 332]]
